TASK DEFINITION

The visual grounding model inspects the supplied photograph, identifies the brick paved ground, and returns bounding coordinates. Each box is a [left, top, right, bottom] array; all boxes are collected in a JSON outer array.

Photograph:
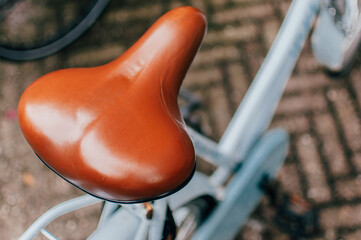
[[1, 0, 361, 239]]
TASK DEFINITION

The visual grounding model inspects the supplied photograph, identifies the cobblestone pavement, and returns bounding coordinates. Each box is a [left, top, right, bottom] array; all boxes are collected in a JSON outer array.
[[1, 0, 361, 239]]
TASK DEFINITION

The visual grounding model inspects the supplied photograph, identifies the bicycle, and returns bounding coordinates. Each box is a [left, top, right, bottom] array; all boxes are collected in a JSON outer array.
[[13, 0, 361, 239]]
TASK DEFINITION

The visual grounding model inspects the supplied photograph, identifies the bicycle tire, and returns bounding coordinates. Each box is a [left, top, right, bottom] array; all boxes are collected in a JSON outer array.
[[0, 0, 110, 61]]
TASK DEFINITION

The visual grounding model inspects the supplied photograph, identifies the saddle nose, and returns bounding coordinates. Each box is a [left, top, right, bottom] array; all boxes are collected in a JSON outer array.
[[18, 6, 207, 203]]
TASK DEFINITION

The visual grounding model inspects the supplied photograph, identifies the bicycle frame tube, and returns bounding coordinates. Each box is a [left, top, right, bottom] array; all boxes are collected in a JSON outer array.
[[18, 195, 102, 240], [193, 129, 289, 240], [219, 0, 320, 159], [209, 0, 320, 184]]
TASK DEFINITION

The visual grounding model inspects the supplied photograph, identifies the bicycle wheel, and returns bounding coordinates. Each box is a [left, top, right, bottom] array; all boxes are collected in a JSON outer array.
[[0, 0, 109, 60]]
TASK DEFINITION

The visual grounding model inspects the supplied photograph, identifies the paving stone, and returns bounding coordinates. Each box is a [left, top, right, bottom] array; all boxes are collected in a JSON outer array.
[[350, 67, 361, 107], [295, 134, 331, 203], [277, 163, 303, 197], [192, 45, 241, 67], [335, 177, 361, 201], [276, 91, 327, 115], [106, 4, 162, 23], [190, 0, 208, 13], [314, 113, 349, 176], [352, 153, 361, 173], [295, 50, 321, 73], [270, 114, 310, 134], [323, 229, 337, 240], [278, 1, 292, 18], [205, 24, 258, 45], [244, 41, 266, 78], [341, 229, 361, 240], [207, 86, 232, 139], [227, 62, 249, 105], [284, 73, 330, 94], [1, 62, 22, 109], [183, 67, 223, 87], [210, 0, 228, 7], [169, 1, 186, 9], [327, 88, 361, 151], [262, 17, 280, 50], [1, 1, 38, 43], [66, 45, 125, 67], [212, 4, 274, 24], [239, 219, 265, 240], [321, 204, 361, 229]]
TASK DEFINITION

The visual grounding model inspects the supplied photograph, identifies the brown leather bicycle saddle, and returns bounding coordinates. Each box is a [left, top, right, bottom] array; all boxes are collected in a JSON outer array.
[[18, 7, 207, 203]]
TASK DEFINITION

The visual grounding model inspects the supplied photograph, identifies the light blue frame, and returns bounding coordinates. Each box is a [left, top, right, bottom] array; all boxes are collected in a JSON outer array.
[[210, 0, 320, 184], [19, 0, 323, 239]]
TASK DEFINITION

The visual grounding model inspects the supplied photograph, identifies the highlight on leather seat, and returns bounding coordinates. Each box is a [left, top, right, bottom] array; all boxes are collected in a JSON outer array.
[[17, 6, 207, 203]]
